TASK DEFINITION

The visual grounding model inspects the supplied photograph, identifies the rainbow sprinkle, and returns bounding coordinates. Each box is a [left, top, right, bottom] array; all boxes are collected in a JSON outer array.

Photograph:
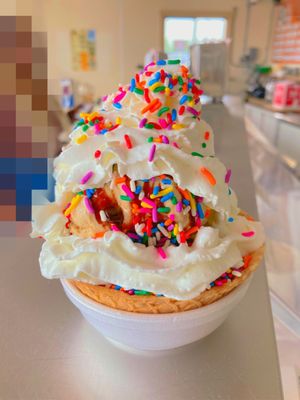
[[76, 134, 87, 144], [242, 231, 255, 237], [121, 184, 135, 200], [94, 150, 101, 158], [124, 134, 133, 149], [148, 144, 156, 162], [80, 171, 94, 185], [64, 194, 82, 216], [225, 169, 232, 184], [84, 197, 94, 214], [157, 247, 167, 259], [200, 167, 216, 186]]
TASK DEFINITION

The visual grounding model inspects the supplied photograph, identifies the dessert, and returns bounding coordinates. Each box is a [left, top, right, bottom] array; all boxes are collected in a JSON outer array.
[[32, 60, 265, 314]]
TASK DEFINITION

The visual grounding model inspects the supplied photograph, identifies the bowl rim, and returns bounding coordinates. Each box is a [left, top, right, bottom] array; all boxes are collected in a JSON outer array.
[[61, 275, 253, 322]]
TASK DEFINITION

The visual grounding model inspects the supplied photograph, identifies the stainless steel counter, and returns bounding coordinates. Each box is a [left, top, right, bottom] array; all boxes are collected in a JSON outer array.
[[247, 96, 300, 127], [274, 111, 300, 127], [0, 104, 283, 400]]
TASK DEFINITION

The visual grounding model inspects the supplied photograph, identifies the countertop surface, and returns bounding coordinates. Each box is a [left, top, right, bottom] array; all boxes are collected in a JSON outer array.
[[274, 111, 300, 127], [0, 104, 283, 400], [247, 96, 300, 127]]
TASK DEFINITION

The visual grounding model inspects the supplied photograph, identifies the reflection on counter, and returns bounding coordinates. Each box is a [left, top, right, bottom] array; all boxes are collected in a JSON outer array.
[[245, 100, 300, 400], [245, 102, 300, 175]]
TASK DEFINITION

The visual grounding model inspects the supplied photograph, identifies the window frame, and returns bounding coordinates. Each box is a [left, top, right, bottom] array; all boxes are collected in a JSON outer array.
[[161, 10, 232, 60]]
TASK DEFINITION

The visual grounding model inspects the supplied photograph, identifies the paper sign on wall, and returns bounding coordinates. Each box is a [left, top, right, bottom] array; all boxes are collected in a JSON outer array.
[[272, 7, 300, 64], [71, 29, 96, 71]]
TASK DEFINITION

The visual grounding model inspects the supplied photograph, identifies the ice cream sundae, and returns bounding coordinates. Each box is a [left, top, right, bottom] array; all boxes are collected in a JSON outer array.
[[32, 59, 264, 314]]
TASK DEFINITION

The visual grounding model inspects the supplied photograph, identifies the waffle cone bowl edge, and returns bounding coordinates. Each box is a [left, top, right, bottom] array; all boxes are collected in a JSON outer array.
[[69, 244, 264, 314]]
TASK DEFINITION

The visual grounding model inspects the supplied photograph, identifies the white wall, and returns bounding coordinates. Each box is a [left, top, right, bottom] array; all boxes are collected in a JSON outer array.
[[43, 0, 275, 97]]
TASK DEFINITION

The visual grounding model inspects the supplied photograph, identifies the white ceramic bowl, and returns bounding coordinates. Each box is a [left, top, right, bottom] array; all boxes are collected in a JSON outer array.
[[61, 277, 252, 351]]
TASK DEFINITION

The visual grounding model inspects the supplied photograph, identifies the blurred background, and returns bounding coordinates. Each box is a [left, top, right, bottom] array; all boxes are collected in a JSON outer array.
[[1, 0, 300, 398]]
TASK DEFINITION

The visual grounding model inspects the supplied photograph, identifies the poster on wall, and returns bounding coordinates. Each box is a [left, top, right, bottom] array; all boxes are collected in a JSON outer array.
[[272, 7, 300, 64], [71, 29, 96, 71]]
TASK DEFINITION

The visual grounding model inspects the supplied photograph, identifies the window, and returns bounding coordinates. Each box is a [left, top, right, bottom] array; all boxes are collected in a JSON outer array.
[[164, 17, 227, 66]]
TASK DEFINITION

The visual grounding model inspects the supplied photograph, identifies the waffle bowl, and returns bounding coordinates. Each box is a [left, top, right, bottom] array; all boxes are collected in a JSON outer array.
[[60, 243, 264, 350], [69, 245, 264, 314], [61, 255, 260, 351]]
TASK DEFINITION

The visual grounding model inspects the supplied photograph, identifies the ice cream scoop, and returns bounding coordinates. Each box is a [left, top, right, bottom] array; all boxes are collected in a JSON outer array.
[[68, 171, 212, 246]]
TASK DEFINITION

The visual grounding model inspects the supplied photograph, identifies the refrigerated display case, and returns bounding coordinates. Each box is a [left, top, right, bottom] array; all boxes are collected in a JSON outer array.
[[190, 42, 227, 99]]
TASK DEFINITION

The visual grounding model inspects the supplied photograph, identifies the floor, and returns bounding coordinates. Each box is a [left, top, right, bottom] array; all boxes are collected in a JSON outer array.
[[242, 101, 300, 400]]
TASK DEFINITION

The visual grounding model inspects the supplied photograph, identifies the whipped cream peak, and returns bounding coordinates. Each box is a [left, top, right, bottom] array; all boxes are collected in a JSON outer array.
[[100, 60, 202, 129]]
